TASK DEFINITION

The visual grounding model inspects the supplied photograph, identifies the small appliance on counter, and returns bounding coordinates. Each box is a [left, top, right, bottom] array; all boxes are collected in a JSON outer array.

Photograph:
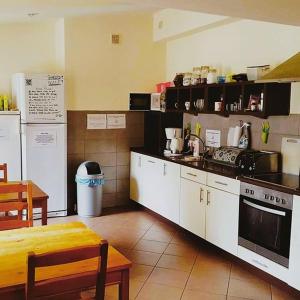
[[205, 146, 281, 176], [164, 128, 183, 156]]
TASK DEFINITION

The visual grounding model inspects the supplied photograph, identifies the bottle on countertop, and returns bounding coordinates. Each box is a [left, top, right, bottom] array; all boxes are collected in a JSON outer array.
[[238, 122, 251, 149], [259, 92, 264, 111], [3, 95, 9, 111], [0, 96, 3, 111]]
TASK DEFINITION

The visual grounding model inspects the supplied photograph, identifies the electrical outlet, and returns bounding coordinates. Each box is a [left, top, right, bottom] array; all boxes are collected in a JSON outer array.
[[111, 34, 120, 44]]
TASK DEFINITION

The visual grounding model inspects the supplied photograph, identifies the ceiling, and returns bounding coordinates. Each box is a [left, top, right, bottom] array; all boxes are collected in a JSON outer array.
[[0, 0, 300, 26]]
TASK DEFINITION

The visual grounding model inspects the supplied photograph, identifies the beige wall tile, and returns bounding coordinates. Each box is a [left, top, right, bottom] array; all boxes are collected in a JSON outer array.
[[102, 166, 117, 180], [103, 179, 116, 193], [117, 179, 130, 193], [85, 139, 116, 153], [84, 153, 117, 167], [117, 152, 130, 166], [117, 165, 130, 179], [67, 139, 84, 154]]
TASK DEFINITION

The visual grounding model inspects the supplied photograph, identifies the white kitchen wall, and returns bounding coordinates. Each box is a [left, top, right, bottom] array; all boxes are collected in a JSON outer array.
[[166, 19, 300, 80]]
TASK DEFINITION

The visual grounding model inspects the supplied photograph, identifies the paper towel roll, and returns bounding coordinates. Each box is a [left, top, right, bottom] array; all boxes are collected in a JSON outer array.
[[232, 126, 242, 147], [227, 127, 235, 146]]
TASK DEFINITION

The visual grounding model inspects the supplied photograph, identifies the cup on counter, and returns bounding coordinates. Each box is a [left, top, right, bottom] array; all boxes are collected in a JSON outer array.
[[185, 101, 191, 111], [215, 101, 222, 111]]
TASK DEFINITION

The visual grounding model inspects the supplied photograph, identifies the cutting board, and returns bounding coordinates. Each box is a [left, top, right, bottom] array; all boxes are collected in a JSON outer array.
[[281, 137, 300, 175]]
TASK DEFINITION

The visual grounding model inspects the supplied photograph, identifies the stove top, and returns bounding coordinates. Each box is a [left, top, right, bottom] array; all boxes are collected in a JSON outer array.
[[252, 173, 300, 191]]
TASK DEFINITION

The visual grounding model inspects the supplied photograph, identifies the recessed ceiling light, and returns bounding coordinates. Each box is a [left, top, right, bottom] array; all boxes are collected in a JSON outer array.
[[28, 12, 39, 17]]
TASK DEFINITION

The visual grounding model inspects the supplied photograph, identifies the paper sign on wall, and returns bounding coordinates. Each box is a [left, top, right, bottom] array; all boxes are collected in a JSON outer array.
[[31, 130, 57, 147], [206, 129, 221, 148], [107, 114, 126, 129], [87, 114, 107, 129]]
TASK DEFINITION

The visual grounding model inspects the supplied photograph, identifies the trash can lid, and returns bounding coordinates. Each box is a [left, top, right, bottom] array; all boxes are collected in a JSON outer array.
[[77, 161, 102, 176]]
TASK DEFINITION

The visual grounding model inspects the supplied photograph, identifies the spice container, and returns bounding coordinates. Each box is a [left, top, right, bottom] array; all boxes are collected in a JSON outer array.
[[200, 66, 209, 84], [207, 68, 217, 84], [191, 67, 201, 85], [173, 73, 184, 87], [183, 72, 192, 86]]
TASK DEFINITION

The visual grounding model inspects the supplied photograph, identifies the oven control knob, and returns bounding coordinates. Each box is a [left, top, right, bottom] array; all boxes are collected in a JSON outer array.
[[245, 188, 249, 194], [264, 194, 269, 200], [250, 190, 254, 195], [282, 199, 287, 205], [270, 196, 275, 201], [276, 197, 281, 203]]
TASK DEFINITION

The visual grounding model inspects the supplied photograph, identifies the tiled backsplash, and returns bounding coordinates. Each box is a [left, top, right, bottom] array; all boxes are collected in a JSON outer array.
[[183, 113, 300, 151], [67, 111, 144, 213]]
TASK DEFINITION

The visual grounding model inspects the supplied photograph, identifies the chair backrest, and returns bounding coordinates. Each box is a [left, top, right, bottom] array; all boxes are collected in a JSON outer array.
[[26, 241, 108, 300], [0, 181, 33, 230], [0, 163, 7, 182]]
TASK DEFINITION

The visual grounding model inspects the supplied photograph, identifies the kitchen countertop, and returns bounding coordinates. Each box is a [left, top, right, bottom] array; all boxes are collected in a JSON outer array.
[[131, 147, 300, 196]]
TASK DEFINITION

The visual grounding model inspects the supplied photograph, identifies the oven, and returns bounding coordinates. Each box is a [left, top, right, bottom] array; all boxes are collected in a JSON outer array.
[[238, 182, 293, 268]]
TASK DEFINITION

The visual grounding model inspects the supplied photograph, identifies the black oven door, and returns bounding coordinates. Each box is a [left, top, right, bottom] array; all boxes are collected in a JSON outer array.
[[239, 196, 292, 267]]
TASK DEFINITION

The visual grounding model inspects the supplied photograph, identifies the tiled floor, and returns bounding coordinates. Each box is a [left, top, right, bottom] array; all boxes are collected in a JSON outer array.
[[46, 208, 299, 300]]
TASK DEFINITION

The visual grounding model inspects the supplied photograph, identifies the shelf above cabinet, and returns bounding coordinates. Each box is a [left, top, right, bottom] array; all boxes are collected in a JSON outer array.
[[166, 81, 291, 118]]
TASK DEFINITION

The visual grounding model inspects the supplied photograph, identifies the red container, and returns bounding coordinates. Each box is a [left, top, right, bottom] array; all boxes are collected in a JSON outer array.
[[156, 82, 173, 93]]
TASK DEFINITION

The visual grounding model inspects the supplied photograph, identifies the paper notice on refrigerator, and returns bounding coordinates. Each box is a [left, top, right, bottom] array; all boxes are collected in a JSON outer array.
[[206, 129, 221, 148], [31, 130, 57, 147], [87, 114, 107, 129], [107, 114, 126, 129], [0, 128, 9, 141]]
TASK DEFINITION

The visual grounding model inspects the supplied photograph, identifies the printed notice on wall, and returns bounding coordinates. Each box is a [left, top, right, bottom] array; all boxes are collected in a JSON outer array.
[[31, 130, 57, 147], [107, 114, 126, 129], [87, 114, 107, 129], [206, 129, 221, 148]]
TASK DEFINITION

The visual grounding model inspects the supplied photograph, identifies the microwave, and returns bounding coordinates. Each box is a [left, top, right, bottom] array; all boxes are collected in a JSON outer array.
[[129, 93, 151, 111]]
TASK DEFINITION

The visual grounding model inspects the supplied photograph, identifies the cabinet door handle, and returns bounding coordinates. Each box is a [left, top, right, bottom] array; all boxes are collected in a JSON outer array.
[[148, 160, 156, 164], [200, 188, 203, 202], [207, 190, 211, 205], [163, 163, 166, 176], [187, 172, 197, 177], [215, 180, 228, 186]]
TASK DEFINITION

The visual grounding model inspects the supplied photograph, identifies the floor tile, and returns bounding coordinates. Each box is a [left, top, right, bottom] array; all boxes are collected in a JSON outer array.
[[136, 282, 183, 300], [157, 254, 196, 272], [164, 242, 198, 258], [134, 239, 168, 254], [147, 267, 189, 289], [125, 250, 161, 266], [271, 284, 299, 300], [230, 263, 265, 283], [143, 228, 174, 243], [105, 280, 144, 300], [228, 278, 271, 300], [182, 289, 227, 300], [130, 263, 154, 282]]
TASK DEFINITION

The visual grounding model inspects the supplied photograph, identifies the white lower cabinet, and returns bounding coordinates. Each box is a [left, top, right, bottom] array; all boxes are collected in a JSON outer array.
[[180, 178, 206, 238], [206, 187, 239, 256], [130, 152, 144, 203], [288, 195, 300, 290], [130, 152, 180, 224], [179, 168, 239, 256]]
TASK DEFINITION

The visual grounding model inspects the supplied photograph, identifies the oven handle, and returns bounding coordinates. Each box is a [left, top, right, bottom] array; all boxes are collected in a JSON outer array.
[[243, 199, 286, 216]]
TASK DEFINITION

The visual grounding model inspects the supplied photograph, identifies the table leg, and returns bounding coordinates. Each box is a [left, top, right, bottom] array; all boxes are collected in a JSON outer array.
[[41, 200, 48, 226], [118, 269, 129, 300]]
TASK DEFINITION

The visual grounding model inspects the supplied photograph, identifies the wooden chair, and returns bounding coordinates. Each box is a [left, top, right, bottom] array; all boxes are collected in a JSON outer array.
[[0, 181, 33, 230], [0, 163, 7, 182], [26, 241, 108, 300]]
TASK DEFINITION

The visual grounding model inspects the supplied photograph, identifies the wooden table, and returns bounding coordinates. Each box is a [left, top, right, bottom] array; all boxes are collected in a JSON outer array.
[[0, 183, 48, 226], [0, 222, 132, 300]]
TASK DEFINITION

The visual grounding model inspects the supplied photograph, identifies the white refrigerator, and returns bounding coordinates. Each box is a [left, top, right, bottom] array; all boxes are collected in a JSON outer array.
[[12, 73, 67, 217], [0, 111, 22, 181]]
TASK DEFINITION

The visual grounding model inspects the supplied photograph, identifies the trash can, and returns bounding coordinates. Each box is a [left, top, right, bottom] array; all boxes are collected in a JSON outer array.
[[76, 161, 104, 217]]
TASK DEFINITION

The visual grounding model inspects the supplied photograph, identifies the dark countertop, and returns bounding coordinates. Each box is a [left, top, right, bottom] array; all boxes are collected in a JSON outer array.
[[131, 147, 241, 179], [131, 147, 300, 196]]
